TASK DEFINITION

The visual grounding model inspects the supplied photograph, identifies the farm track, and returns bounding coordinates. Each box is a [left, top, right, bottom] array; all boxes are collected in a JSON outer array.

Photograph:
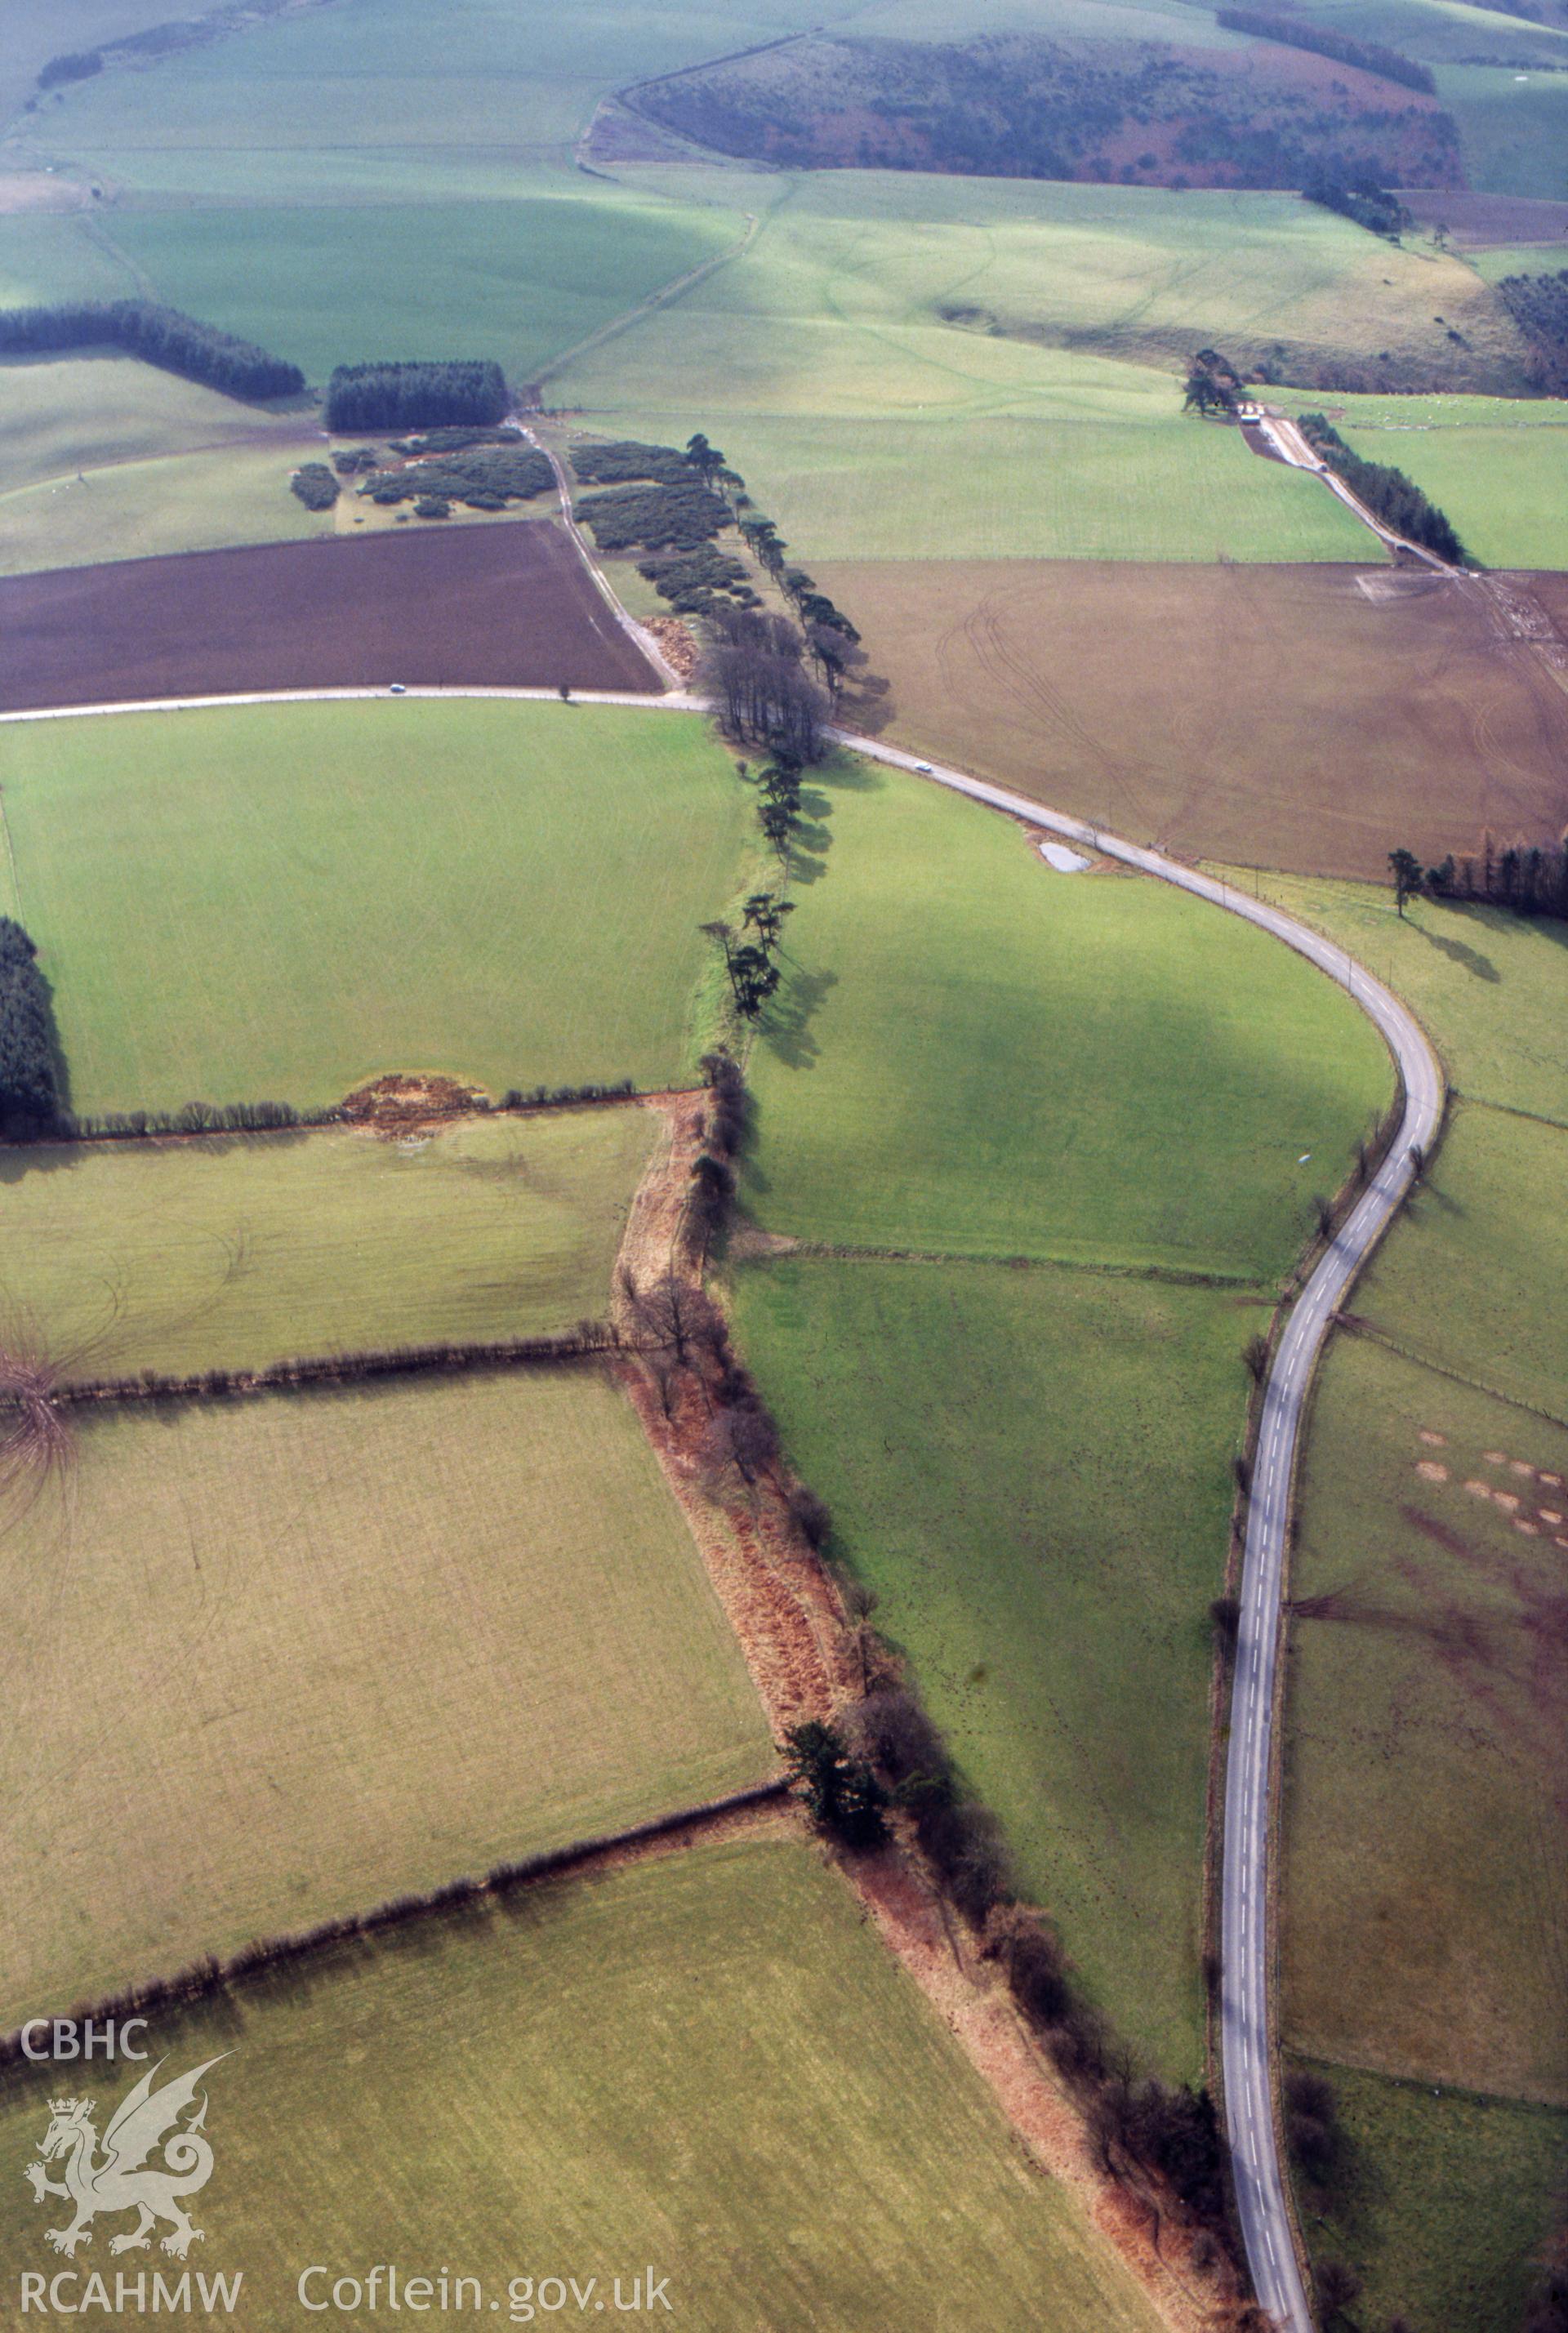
[[5, 672, 1446, 2330]]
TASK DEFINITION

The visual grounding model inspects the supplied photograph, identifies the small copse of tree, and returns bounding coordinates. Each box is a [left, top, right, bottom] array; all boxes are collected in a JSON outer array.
[[1386, 830, 1568, 922], [325, 360, 509, 434], [0, 919, 60, 1136], [290, 462, 340, 510], [781, 1719, 889, 1849], [1302, 165, 1411, 239], [1183, 345, 1243, 414], [38, 51, 105, 90], [359, 445, 552, 509], [573, 479, 732, 552]]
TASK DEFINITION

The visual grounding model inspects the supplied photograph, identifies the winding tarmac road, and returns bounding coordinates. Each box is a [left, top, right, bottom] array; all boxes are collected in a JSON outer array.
[[0, 678, 1445, 2330]]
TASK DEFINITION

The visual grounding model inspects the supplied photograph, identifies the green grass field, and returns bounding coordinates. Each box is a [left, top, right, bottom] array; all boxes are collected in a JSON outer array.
[[1283, 1335, 1568, 2106], [1286, 2059, 1568, 2333], [0, 350, 327, 572], [0, 1367, 773, 2027], [1356, 1098, 1568, 1422], [731, 1254, 1247, 2080], [1237, 872, 1568, 1123], [1268, 868, 1568, 2304], [552, 171, 1384, 561], [102, 189, 743, 383], [0, 701, 751, 1113], [741, 762, 1392, 1278], [1438, 64, 1568, 201], [1168, 0, 1568, 65], [0, 1835, 1165, 2331], [26, 0, 843, 159], [0, 1105, 654, 1382], [1328, 391, 1568, 571]]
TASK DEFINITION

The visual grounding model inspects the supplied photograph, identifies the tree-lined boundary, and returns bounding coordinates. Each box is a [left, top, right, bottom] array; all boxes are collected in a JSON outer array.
[[0, 300, 304, 402], [0, 1783, 789, 2075]]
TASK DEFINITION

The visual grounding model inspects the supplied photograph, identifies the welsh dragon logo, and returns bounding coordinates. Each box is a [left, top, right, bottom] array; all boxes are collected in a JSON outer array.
[[24, 2055, 226, 2260]]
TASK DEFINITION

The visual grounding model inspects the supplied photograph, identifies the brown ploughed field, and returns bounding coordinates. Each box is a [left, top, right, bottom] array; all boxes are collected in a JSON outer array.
[[1399, 190, 1568, 249], [819, 559, 1568, 880], [0, 520, 661, 710]]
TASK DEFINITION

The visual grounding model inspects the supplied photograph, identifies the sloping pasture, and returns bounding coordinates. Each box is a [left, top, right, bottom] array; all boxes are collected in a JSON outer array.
[[0, 701, 751, 1113]]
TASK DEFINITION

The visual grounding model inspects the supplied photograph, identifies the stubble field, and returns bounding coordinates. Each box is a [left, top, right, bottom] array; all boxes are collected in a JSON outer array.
[[0, 1368, 773, 2027], [0, 1835, 1165, 2331], [0, 1106, 655, 1382], [817, 559, 1568, 879]]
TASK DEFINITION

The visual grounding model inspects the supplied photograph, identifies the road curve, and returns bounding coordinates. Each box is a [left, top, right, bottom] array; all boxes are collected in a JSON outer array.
[[0, 680, 1444, 2326], [837, 732, 1446, 2333]]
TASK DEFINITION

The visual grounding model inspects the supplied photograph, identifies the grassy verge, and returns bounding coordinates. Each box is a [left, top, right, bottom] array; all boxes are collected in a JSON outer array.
[[0, 701, 751, 1113], [0, 1835, 1165, 2331], [0, 1107, 654, 1382], [0, 1368, 772, 2025]]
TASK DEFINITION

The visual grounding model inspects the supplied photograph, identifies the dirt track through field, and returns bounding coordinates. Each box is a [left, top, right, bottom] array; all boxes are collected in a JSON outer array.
[[0, 521, 662, 710]]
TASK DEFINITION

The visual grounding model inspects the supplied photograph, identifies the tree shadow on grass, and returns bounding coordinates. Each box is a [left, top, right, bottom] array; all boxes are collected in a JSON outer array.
[[760, 965, 838, 1071], [1415, 921, 1499, 982]]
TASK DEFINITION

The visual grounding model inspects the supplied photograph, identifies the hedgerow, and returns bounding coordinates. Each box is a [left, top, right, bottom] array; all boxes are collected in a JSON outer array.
[[0, 1782, 787, 2069], [1217, 9, 1435, 92]]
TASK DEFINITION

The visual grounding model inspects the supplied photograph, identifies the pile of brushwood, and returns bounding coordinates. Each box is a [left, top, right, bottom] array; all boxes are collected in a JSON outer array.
[[325, 360, 509, 434], [0, 299, 304, 400], [1298, 412, 1468, 562]]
